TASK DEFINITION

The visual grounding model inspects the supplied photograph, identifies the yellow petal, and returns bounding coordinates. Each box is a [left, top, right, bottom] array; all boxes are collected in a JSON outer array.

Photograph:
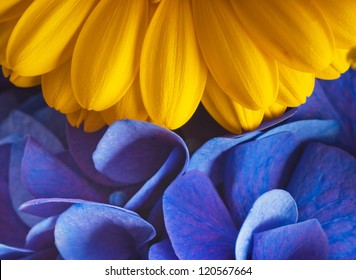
[[72, 0, 148, 111], [2, 66, 40, 87], [0, 18, 18, 66], [314, 0, 356, 48], [0, 0, 32, 22], [83, 111, 106, 133], [42, 60, 81, 114], [192, 0, 278, 110], [202, 73, 264, 134], [348, 47, 356, 69], [277, 63, 315, 107], [316, 49, 350, 80], [230, 0, 335, 72], [264, 103, 287, 120], [67, 109, 106, 132], [6, 0, 98, 76], [141, 0, 207, 129], [101, 75, 147, 125]]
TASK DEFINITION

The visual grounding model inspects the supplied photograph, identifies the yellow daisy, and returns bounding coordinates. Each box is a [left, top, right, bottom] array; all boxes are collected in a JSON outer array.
[[1, 0, 355, 133]]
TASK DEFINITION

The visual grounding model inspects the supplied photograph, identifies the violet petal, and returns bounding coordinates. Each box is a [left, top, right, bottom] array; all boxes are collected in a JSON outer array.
[[287, 142, 356, 259], [235, 189, 298, 260], [26, 216, 58, 250], [163, 171, 237, 260], [149, 239, 178, 260], [252, 219, 328, 260]]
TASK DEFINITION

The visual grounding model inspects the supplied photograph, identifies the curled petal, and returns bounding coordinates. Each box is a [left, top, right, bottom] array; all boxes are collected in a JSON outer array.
[[276, 63, 315, 107], [193, 0, 278, 110], [235, 189, 298, 260], [3, 67, 40, 88], [6, 0, 98, 76], [55, 203, 155, 260], [42, 60, 81, 114], [66, 109, 106, 132], [202, 73, 264, 134], [230, 0, 335, 72], [72, 0, 148, 111], [263, 102, 287, 120], [141, 0, 207, 129]]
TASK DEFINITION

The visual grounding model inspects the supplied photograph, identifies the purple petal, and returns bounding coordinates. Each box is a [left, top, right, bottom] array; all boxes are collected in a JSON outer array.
[[93, 120, 188, 185], [0, 244, 33, 260], [224, 132, 299, 226], [66, 124, 118, 186], [21, 247, 58, 260], [163, 171, 237, 260], [9, 139, 42, 226], [124, 146, 187, 211], [0, 144, 29, 247], [20, 198, 87, 218], [186, 132, 260, 186], [26, 216, 58, 250], [21, 138, 107, 202], [0, 110, 64, 154], [287, 142, 356, 259], [252, 219, 328, 260], [259, 119, 340, 145], [235, 189, 298, 260], [55, 203, 155, 260], [149, 239, 178, 260], [256, 108, 298, 131]]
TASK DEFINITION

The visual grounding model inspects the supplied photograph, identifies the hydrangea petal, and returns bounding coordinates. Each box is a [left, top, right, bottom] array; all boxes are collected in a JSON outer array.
[[0, 244, 33, 260], [72, 0, 148, 111], [55, 203, 155, 260], [187, 132, 260, 186], [19, 198, 87, 218], [6, 0, 98, 75], [149, 239, 178, 260], [193, 0, 278, 110], [252, 219, 328, 260], [141, 0, 207, 129], [0, 144, 29, 247], [224, 133, 299, 226], [66, 124, 118, 187], [125, 146, 188, 211], [93, 120, 187, 185], [164, 171, 237, 260], [235, 189, 298, 260], [21, 138, 107, 202], [287, 143, 356, 259], [25, 216, 58, 250]]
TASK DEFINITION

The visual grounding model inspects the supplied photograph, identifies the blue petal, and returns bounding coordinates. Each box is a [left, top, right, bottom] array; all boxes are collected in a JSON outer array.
[[66, 124, 118, 186], [0, 110, 64, 154], [21, 137, 107, 202], [256, 108, 298, 131], [93, 120, 188, 186], [8, 138, 42, 226], [258, 119, 340, 145], [54, 203, 155, 260], [26, 216, 58, 250], [252, 219, 328, 260], [163, 171, 237, 260], [0, 244, 33, 260], [149, 239, 178, 260], [20, 198, 87, 218], [224, 132, 299, 226], [287, 142, 356, 259], [17, 94, 46, 115], [186, 132, 260, 186], [21, 247, 58, 260], [124, 146, 187, 211], [0, 144, 29, 247], [235, 189, 298, 260]]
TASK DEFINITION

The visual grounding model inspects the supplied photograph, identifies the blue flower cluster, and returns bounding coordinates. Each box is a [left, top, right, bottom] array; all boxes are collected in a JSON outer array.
[[0, 70, 355, 260]]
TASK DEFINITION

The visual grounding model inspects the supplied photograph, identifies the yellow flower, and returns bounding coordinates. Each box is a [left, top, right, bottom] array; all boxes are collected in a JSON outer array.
[[1, 0, 355, 133]]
